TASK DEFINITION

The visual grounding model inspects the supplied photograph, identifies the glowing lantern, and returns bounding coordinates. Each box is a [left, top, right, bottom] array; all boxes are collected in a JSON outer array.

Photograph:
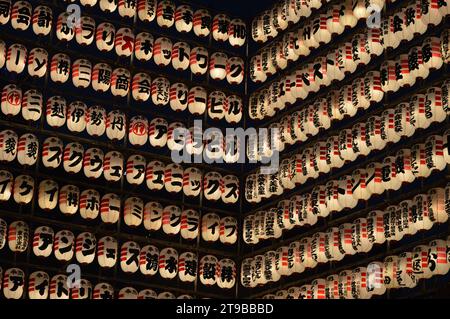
[[3, 268, 25, 299], [32, 225, 54, 258], [153, 37, 172, 67], [86, 105, 106, 137], [27, 48, 48, 78], [137, 0, 156, 22], [140, 245, 159, 276], [128, 116, 148, 147], [203, 171, 222, 201], [92, 63, 112, 92], [148, 117, 168, 148], [8, 220, 29, 253], [338, 129, 357, 162], [1, 84, 22, 117], [178, 252, 197, 282], [103, 151, 124, 183], [118, 287, 138, 299], [159, 247, 178, 279], [366, 210, 386, 245], [66, 101, 86, 133], [426, 86, 446, 123], [75, 16, 95, 46], [0, 130, 18, 163], [46, 95, 66, 128], [228, 19, 246, 47], [110, 68, 130, 97], [219, 216, 237, 244], [199, 255, 218, 286], [162, 205, 182, 235], [412, 194, 434, 231], [412, 245, 432, 279], [83, 147, 104, 179], [50, 53, 71, 83], [190, 47, 209, 75], [79, 189, 100, 220], [17, 133, 38, 166], [28, 271, 50, 300], [120, 241, 140, 273], [0, 0, 10, 25], [187, 86, 207, 115], [221, 174, 239, 204], [134, 32, 153, 62], [299, 238, 317, 269], [97, 236, 118, 269], [53, 230, 74, 262], [100, 193, 120, 224], [169, 82, 188, 112], [72, 59, 92, 89], [338, 175, 358, 209], [174, 5, 193, 33], [171, 42, 190, 71], [381, 156, 401, 191], [63, 142, 84, 174], [71, 279, 92, 300], [13, 174, 34, 205], [76, 232, 96, 264], [123, 197, 143, 227], [146, 160, 165, 190], [118, 0, 136, 18], [212, 14, 230, 42], [209, 52, 228, 81], [411, 143, 431, 178], [366, 262, 386, 296], [397, 251, 418, 288], [0, 170, 13, 202], [425, 135, 446, 172], [428, 239, 449, 275], [151, 76, 170, 106], [201, 213, 220, 242], [217, 259, 236, 289], [312, 14, 331, 45], [6, 43, 27, 74], [131, 72, 151, 102], [156, 0, 175, 28], [55, 12, 76, 42], [398, 200, 416, 236], [180, 209, 199, 240], [193, 9, 211, 37], [167, 121, 186, 151], [99, 0, 117, 12], [143, 201, 163, 231], [380, 60, 399, 93], [325, 274, 340, 299], [243, 215, 257, 244], [21, 89, 43, 122]]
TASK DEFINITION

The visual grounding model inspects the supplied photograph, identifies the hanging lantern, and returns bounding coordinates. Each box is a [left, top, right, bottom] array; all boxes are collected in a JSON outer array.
[[123, 197, 144, 227], [120, 241, 140, 273], [412, 194, 434, 231], [251, 15, 265, 43], [71, 279, 92, 300], [201, 213, 220, 242], [41, 136, 63, 169], [351, 267, 371, 299], [53, 230, 74, 262], [32, 226, 54, 258], [13, 174, 34, 205], [17, 133, 39, 166], [118, 287, 138, 299], [75, 16, 95, 46], [219, 216, 237, 245], [426, 86, 446, 124], [156, 0, 175, 28], [182, 167, 202, 197], [411, 143, 431, 178], [412, 245, 432, 279], [171, 41, 190, 71], [240, 258, 255, 288], [3, 268, 25, 299], [126, 154, 146, 186], [0, 130, 18, 163], [46, 95, 67, 128], [398, 199, 417, 236], [100, 193, 121, 224], [425, 135, 446, 173], [212, 14, 230, 42], [12, 2, 33, 31], [153, 37, 172, 67], [143, 201, 163, 231], [264, 209, 282, 239], [199, 255, 218, 286], [1, 84, 22, 117], [151, 76, 170, 106], [174, 5, 193, 33], [365, 162, 384, 195], [147, 117, 167, 148], [228, 19, 246, 47], [128, 115, 148, 147], [338, 223, 356, 256], [63, 142, 84, 174], [169, 82, 188, 112], [193, 9, 211, 37], [134, 32, 153, 62], [72, 59, 92, 89], [28, 271, 50, 300], [262, 250, 280, 284], [27, 48, 48, 78], [0, 0, 11, 25], [96, 22, 116, 52], [66, 101, 86, 133], [427, 187, 449, 225], [299, 238, 317, 270], [137, 0, 156, 22], [164, 163, 183, 193], [397, 251, 418, 289], [50, 53, 71, 84], [382, 156, 401, 191], [190, 47, 209, 76], [380, 60, 398, 93], [83, 147, 104, 179], [8, 220, 29, 253], [99, 0, 117, 12], [325, 274, 340, 299], [366, 261, 386, 296], [180, 209, 199, 240], [146, 160, 165, 190], [339, 128, 357, 162], [21, 89, 43, 122], [162, 205, 182, 235], [139, 245, 159, 276], [249, 55, 266, 84], [103, 151, 124, 183], [118, 0, 136, 18], [79, 189, 100, 220], [217, 259, 236, 289], [178, 251, 197, 282], [159, 247, 178, 279], [221, 174, 239, 204], [428, 239, 449, 275], [97, 236, 118, 269], [0, 170, 13, 202], [337, 175, 358, 209], [366, 210, 387, 245], [6, 43, 27, 74], [187, 86, 207, 115], [76, 232, 96, 264], [208, 91, 226, 121], [110, 68, 130, 97], [243, 215, 257, 245], [209, 52, 228, 81], [352, 217, 372, 254], [92, 63, 112, 92], [311, 232, 328, 264], [394, 148, 415, 184], [204, 171, 222, 201], [105, 110, 126, 141]]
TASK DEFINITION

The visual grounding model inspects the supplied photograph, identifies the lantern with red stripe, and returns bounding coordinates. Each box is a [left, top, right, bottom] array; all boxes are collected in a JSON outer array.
[[90, 63, 111, 92], [311, 14, 331, 45], [395, 148, 415, 184], [123, 197, 144, 227], [106, 110, 126, 141], [83, 147, 104, 179], [97, 236, 117, 269], [428, 187, 449, 225], [412, 194, 434, 231], [79, 189, 100, 220], [228, 19, 246, 47], [75, 16, 95, 46], [203, 171, 222, 201], [167, 122, 187, 151], [412, 245, 432, 279], [11, 1, 31, 31], [76, 232, 96, 264], [66, 101, 86, 133], [380, 60, 398, 93], [216, 259, 236, 289], [186, 125, 204, 156], [180, 209, 199, 240], [201, 213, 220, 242], [219, 216, 237, 245], [8, 220, 29, 253], [366, 210, 387, 245], [380, 108, 400, 144], [366, 262, 386, 296], [0, 0, 10, 25], [21, 89, 42, 122], [46, 95, 66, 128], [365, 162, 384, 195], [193, 9, 210, 37], [351, 267, 371, 299], [190, 46, 209, 75], [151, 76, 170, 106], [182, 167, 202, 197], [397, 251, 418, 288], [384, 206, 401, 242], [13, 174, 34, 205], [148, 117, 168, 148], [325, 274, 339, 299], [395, 54, 415, 88], [226, 57, 244, 85], [207, 90, 226, 120], [310, 278, 326, 300], [169, 82, 188, 112], [159, 247, 178, 279], [170, 41, 190, 71], [366, 115, 386, 151], [143, 201, 162, 231], [100, 193, 121, 224], [139, 245, 159, 276], [137, 0, 156, 22], [212, 14, 230, 42], [209, 52, 228, 81], [63, 142, 84, 174], [118, 287, 138, 299], [338, 84, 357, 118], [221, 174, 239, 204], [153, 37, 172, 67], [178, 251, 197, 282], [95, 22, 115, 52], [50, 53, 71, 84], [71, 59, 92, 89], [120, 241, 140, 273], [425, 135, 446, 173], [146, 160, 165, 190], [352, 217, 372, 253], [243, 215, 257, 245], [187, 86, 207, 115], [0, 170, 13, 202], [56, 11, 76, 41], [28, 271, 50, 300], [250, 15, 264, 43], [399, 199, 417, 236], [118, 0, 136, 18], [442, 30, 450, 64], [410, 45, 430, 80], [411, 143, 431, 178], [311, 232, 328, 264], [199, 255, 218, 286], [32, 226, 54, 258], [134, 32, 153, 62], [382, 156, 401, 191], [128, 115, 148, 146], [114, 27, 135, 57], [3, 268, 25, 299], [428, 239, 449, 275], [156, 0, 175, 28], [338, 223, 356, 256], [326, 4, 345, 36], [0, 130, 18, 163], [17, 133, 38, 166], [1, 84, 22, 117], [426, 86, 446, 123], [338, 129, 356, 162], [110, 68, 130, 97], [27, 48, 48, 78], [409, 94, 429, 130], [53, 230, 74, 262], [240, 258, 255, 288], [324, 179, 342, 213], [71, 279, 92, 300], [163, 163, 183, 193], [337, 175, 358, 209], [6, 43, 27, 74], [103, 151, 123, 182], [350, 122, 369, 157], [41, 136, 63, 169], [162, 205, 182, 235], [126, 154, 146, 186], [299, 238, 317, 269], [174, 5, 193, 33]]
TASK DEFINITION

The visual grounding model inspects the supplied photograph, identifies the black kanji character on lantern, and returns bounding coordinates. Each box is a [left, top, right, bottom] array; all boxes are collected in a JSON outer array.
[[57, 60, 69, 76], [4, 137, 16, 156], [99, 69, 111, 84], [115, 74, 129, 91], [422, 43, 432, 63], [165, 256, 177, 273], [0, 1, 11, 19], [185, 260, 197, 277], [145, 253, 158, 271], [71, 107, 85, 124], [35, 278, 49, 296], [181, 10, 192, 25], [162, 6, 174, 21], [138, 79, 151, 94], [26, 141, 38, 159], [82, 238, 96, 256], [202, 262, 216, 280], [200, 16, 210, 30], [393, 14, 403, 33], [51, 102, 65, 119], [409, 49, 419, 71], [17, 5, 31, 26], [220, 266, 233, 282], [37, 9, 51, 29], [67, 191, 78, 207], [90, 111, 104, 126], [110, 115, 124, 131]]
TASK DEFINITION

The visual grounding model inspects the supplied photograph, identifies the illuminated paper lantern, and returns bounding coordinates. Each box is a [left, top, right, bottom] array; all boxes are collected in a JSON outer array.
[[209, 52, 228, 81], [3, 268, 25, 299], [66, 101, 87, 133], [425, 135, 446, 173], [128, 115, 148, 146], [159, 247, 178, 279], [53, 230, 74, 262], [187, 86, 207, 115], [243, 215, 257, 245], [366, 210, 386, 245], [0, 170, 13, 202], [190, 46, 209, 76], [137, 0, 156, 23], [110, 68, 130, 97], [6, 43, 27, 74], [143, 201, 162, 231], [180, 209, 199, 240], [86, 105, 106, 137], [13, 174, 34, 205], [146, 160, 165, 190], [216, 258, 236, 289], [397, 251, 418, 288], [366, 115, 386, 151], [171, 41, 190, 71], [201, 213, 220, 242], [118, 0, 136, 18], [221, 174, 239, 204], [92, 63, 112, 92], [365, 162, 384, 195], [153, 37, 172, 67], [134, 32, 153, 62], [72, 59, 92, 88], [338, 175, 358, 209], [182, 167, 202, 198], [174, 5, 193, 34], [225, 57, 244, 86], [203, 171, 222, 201], [351, 122, 370, 157], [8, 220, 29, 253], [99, 0, 117, 12], [156, 0, 175, 28], [120, 241, 140, 273], [411, 194, 434, 231], [167, 122, 186, 151], [193, 9, 211, 37], [79, 189, 100, 220], [83, 147, 104, 179], [21, 89, 43, 122], [366, 262, 386, 296], [75, 16, 95, 46], [411, 143, 431, 178], [151, 76, 170, 106], [63, 142, 84, 174], [395, 54, 415, 88], [76, 232, 96, 264], [148, 117, 168, 148], [381, 15, 399, 50], [380, 60, 399, 93], [169, 82, 188, 112], [140, 245, 159, 276], [46, 95, 66, 128], [251, 15, 265, 43], [412, 245, 432, 279], [263, 250, 280, 283], [50, 53, 71, 84], [131, 72, 151, 102], [212, 14, 230, 42], [27, 48, 48, 78], [97, 236, 118, 268], [103, 151, 124, 183], [325, 274, 340, 299], [162, 205, 182, 235], [17, 133, 38, 166], [1, 84, 22, 117], [71, 279, 92, 300], [118, 287, 138, 299], [55, 12, 75, 42], [398, 200, 417, 236], [32, 225, 54, 258], [428, 239, 449, 275], [395, 148, 415, 184], [41, 137, 63, 169], [123, 197, 144, 227], [28, 271, 50, 300], [178, 251, 197, 282], [339, 129, 357, 162]]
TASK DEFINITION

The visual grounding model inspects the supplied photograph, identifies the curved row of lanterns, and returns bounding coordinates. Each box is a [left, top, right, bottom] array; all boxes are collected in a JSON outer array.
[[0, 131, 241, 201], [241, 183, 449, 286], [244, 131, 450, 238], [259, 236, 450, 299], [249, 27, 449, 120], [245, 85, 450, 204], [0, 0, 246, 48], [0, 170, 238, 243], [250, 0, 448, 82]]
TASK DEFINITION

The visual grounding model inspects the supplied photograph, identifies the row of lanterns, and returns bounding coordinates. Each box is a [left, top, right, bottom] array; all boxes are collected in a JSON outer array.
[[260, 236, 450, 299], [0, 40, 245, 104], [245, 131, 450, 217], [0, 170, 238, 243], [246, 83, 450, 194], [250, 26, 448, 120], [0, 219, 236, 289], [242, 184, 449, 272], [0, 0, 246, 48], [0, 130, 240, 203]]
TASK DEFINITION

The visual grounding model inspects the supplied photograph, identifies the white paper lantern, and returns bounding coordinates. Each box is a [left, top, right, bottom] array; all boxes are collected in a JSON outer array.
[[79, 189, 100, 220], [37, 179, 58, 212], [164, 163, 183, 193], [153, 37, 173, 67], [76, 232, 96, 264], [180, 209, 199, 240], [134, 32, 153, 62], [3, 268, 25, 299], [162, 205, 182, 235], [228, 18, 246, 47], [411, 245, 432, 279], [128, 116, 148, 147], [12, 174, 34, 205], [243, 215, 257, 245], [46, 96, 66, 128], [178, 251, 197, 282], [8, 220, 29, 253], [21, 89, 43, 122], [201, 213, 220, 242], [366, 210, 386, 245], [170, 41, 190, 71], [139, 245, 159, 276], [118, 287, 138, 299], [131, 72, 151, 102], [32, 227, 54, 257], [63, 142, 84, 174], [146, 160, 165, 190], [365, 116, 386, 151], [28, 271, 49, 300], [83, 147, 104, 179], [0, 170, 13, 202], [71, 278, 92, 300], [143, 201, 162, 232], [428, 239, 449, 275], [99, 0, 117, 12], [50, 53, 71, 83], [123, 197, 143, 227], [53, 230, 74, 262], [58, 184, 79, 215], [159, 247, 178, 279], [137, 0, 156, 23], [6, 43, 27, 74], [17, 133, 38, 166], [412, 194, 434, 231], [193, 9, 211, 37], [380, 60, 399, 93], [120, 241, 140, 273], [118, 0, 136, 18], [110, 68, 130, 97], [92, 63, 112, 92], [97, 236, 118, 269], [217, 259, 236, 289], [151, 76, 170, 106], [66, 101, 86, 134], [103, 151, 123, 183], [156, 0, 175, 28], [212, 14, 230, 42], [1, 84, 22, 117], [203, 171, 222, 201], [397, 251, 418, 289], [27, 48, 48, 78], [75, 16, 95, 46], [72, 59, 92, 89]]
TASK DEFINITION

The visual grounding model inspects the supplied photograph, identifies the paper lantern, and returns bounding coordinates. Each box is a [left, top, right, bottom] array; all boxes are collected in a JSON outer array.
[[193, 9, 211, 37], [244, 173, 259, 204], [380, 60, 399, 93], [383, 255, 399, 290], [350, 123, 370, 157], [243, 215, 257, 245], [384, 206, 401, 242], [174, 5, 193, 33], [40, 137, 62, 169], [164, 163, 183, 193], [139, 245, 159, 276], [412, 245, 432, 279], [411, 143, 431, 178], [58, 184, 79, 215], [397, 251, 418, 288], [120, 241, 140, 273], [223, 134, 240, 163], [427, 87, 446, 123], [13, 174, 34, 205], [398, 200, 417, 236], [324, 180, 342, 213], [97, 236, 118, 269], [137, 0, 156, 22], [3, 268, 25, 299], [118, 287, 138, 299], [151, 76, 170, 106], [46, 95, 66, 128], [240, 258, 256, 288], [83, 147, 104, 179], [54, 11, 75, 41], [147, 118, 167, 148], [365, 115, 386, 151], [394, 148, 415, 184], [352, 217, 372, 253], [381, 15, 399, 50], [26, 48, 48, 78], [221, 174, 239, 204], [263, 209, 282, 240], [79, 189, 100, 220], [212, 14, 230, 42], [127, 116, 148, 147], [366, 210, 386, 245], [299, 238, 317, 269], [251, 15, 265, 43], [63, 142, 84, 174], [180, 209, 199, 240], [338, 85, 358, 118], [216, 259, 236, 289], [337, 175, 358, 209], [37, 179, 58, 211], [134, 32, 154, 63], [92, 63, 112, 92], [168, 82, 188, 112], [209, 52, 228, 81], [310, 232, 327, 264], [118, 0, 136, 18], [228, 18, 246, 47], [6, 43, 27, 74], [1, 84, 21, 117], [130, 73, 151, 102], [0, 170, 13, 202], [325, 274, 340, 299], [410, 45, 430, 80], [249, 55, 266, 83], [110, 68, 130, 97], [251, 254, 266, 285], [260, 48, 276, 77], [263, 250, 281, 283], [218, 216, 237, 245], [50, 53, 71, 84], [28, 271, 50, 300], [427, 187, 449, 224], [72, 59, 92, 89], [189, 46, 209, 76], [338, 223, 356, 256], [254, 210, 267, 240], [76, 232, 96, 264], [185, 88, 207, 116], [203, 171, 222, 201], [8, 220, 29, 253], [178, 251, 197, 282], [156, 0, 175, 28], [382, 156, 401, 191], [338, 129, 357, 162], [412, 194, 434, 231], [159, 247, 178, 279], [71, 279, 92, 300], [53, 230, 74, 262], [75, 16, 95, 46], [169, 42, 190, 72], [0, 0, 11, 25], [366, 262, 386, 296], [428, 239, 449, 275], [99, 0, 117, 12], [17, 133, 38, 166], [66, 101, 86, 134], [201, 213, 220, 242], [153, 37, 172, 67], [146, 160, 165, 190], [99, 193, 120, 224], [365, 162, 384, 195], [21, 89, 43, 122], [392, 103, 415, 139], [162, 205, 182, 235], [312, 14, 331, 45], [143, 201, 163, 231], [425, 135, 446, 173], [103, 151, 123, 183], [395, 54, 415, 88], [123, 197, 143, 227]]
